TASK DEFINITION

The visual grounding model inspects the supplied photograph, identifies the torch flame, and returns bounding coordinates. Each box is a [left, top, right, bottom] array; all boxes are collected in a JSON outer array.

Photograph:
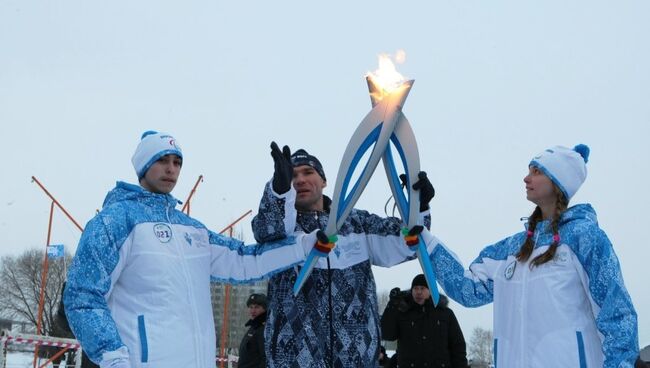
[[366, 51, 408, 102]]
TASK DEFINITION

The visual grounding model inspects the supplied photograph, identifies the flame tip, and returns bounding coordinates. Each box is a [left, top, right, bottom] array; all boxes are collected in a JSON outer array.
[[365, 50, 410, 101]]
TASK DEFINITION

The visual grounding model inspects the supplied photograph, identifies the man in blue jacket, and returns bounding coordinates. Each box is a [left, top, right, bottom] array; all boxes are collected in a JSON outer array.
[[252, 142, 435, 368], [64, 132, 322, 368]]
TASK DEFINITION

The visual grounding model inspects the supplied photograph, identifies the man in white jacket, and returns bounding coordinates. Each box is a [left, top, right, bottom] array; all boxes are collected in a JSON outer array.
[[64, 131, 322, 368]]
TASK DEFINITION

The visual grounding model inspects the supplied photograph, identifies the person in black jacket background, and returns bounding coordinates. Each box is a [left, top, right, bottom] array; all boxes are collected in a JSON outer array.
[[238, 293, 268, 368], [381, 274, 468, 368]]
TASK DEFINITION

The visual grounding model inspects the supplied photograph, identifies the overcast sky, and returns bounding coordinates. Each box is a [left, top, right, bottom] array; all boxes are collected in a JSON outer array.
[[1, 0, 648, 346]]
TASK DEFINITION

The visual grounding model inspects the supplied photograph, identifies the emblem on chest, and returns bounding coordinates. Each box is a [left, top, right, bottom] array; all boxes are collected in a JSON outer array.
[[504, 260, 516, 280], [153, 223, 173, 243]]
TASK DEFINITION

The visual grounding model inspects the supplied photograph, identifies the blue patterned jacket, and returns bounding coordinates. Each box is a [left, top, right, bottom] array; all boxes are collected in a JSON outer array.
[[423, 204, 639, 367], [64, 182, 315, 368], [252, 182, 431, 368]]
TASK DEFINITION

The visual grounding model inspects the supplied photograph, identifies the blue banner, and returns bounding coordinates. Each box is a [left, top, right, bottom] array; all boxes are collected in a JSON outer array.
[[47, 244, 65, 259]]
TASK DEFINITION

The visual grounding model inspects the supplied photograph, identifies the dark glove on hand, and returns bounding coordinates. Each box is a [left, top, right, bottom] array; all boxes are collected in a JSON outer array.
[[403, 225, 424, 247], [407, 225, 424, 236], [270, 141, 293, 194], [398, 174, 408, 188], [412, 171, 435, 212], [314, 230, 336, 254], [316, 230, 330, 244]]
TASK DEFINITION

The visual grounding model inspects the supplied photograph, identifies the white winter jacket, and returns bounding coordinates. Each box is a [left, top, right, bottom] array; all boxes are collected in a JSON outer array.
[[64, 182, 315, 368], [423, 204, 638, 368]]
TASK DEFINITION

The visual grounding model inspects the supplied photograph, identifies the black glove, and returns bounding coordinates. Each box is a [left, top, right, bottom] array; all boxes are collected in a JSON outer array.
[[270, 141, 293, 194], [412, 171, 435, 212], [316, 230, 330, 244], [407, 225, 424, 236], [313, 230, 336, 254], [403, 225, 424, 247], [398, 173, 408, 189]]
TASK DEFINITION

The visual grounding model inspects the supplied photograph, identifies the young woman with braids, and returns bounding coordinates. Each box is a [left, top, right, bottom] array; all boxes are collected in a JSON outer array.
[[419, 144, 639, 367]]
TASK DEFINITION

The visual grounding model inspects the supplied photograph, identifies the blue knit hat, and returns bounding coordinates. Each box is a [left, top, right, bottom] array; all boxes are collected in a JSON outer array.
[[530, 144, 590, 201], [131, 131, 183, 179]]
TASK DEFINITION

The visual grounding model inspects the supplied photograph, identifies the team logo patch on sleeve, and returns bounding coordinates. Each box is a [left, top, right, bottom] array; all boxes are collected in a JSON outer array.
[[153, 223, 173, 243]]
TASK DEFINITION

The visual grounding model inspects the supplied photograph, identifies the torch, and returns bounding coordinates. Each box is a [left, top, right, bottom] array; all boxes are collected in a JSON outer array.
[[293, 54, 440, 305]]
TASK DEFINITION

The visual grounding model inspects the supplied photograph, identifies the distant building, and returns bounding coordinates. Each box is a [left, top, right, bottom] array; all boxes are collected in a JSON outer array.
[[641, 344, 650, 363], [0, 318, 11, 331], [0, 318, 29, 333]]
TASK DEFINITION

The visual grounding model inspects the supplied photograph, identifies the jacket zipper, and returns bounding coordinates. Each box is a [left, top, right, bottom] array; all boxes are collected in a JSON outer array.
[[518, 231, 540, 366], [167, 199, 205, 368]]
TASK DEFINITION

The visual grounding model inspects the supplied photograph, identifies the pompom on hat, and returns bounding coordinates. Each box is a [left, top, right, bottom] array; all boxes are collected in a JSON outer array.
[[529, 144, 590, 201], [131, 131, 183, 179]]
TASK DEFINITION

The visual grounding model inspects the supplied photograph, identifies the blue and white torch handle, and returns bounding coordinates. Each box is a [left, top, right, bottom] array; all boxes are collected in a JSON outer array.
[[292, 81, 414, 296], [381, 113, 441, 306]]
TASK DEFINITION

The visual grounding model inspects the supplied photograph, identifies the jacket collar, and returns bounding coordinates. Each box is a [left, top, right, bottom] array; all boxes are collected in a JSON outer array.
[[297, 195, 332, 216], [102, 181, 181, 210]]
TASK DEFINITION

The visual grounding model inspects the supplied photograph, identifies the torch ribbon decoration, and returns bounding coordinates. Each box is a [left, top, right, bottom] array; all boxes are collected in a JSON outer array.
[[293, 60, 440, 305]]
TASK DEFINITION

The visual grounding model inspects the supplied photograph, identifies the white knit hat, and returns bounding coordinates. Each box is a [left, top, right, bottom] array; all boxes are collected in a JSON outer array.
[[131, 131, 183, 178], [529, 144, 589, 201]]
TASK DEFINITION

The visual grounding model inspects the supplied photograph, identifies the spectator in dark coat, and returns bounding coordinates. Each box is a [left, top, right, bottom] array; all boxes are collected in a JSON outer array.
[[238, 293, 268, 368], [381, 274, 468, 368]]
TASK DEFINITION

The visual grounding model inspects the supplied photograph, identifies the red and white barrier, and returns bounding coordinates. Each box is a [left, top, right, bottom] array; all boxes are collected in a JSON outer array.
[[215, 355, 238, 362], [0, 335, 80, 349], [1, 330, 82, 368]]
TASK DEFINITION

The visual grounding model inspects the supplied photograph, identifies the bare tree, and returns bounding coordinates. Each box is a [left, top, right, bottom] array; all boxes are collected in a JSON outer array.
[[0, 248, 71, 336], [468, 326, 493, 368]]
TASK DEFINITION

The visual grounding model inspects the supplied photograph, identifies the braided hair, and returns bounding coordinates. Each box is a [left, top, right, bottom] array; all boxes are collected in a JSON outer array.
[[516, 185, 569, 267]]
